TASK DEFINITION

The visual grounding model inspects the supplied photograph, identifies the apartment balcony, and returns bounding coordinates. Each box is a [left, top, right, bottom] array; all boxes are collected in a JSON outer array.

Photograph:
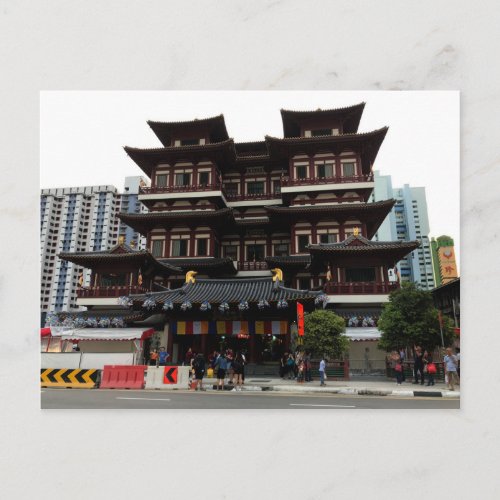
[[323, 281, 399, 295], [280, 174, 374, 194], [77, 285, 149, 298]]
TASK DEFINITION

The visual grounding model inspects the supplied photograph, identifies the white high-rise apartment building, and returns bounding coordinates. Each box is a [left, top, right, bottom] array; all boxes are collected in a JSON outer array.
[[372, 171, 435, 290], [40, 185, 121, 316], [118, 176, 149, 249]]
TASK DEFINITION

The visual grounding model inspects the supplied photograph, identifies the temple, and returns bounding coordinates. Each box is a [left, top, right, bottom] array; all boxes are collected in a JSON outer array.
[[57, 103, 419, 366]]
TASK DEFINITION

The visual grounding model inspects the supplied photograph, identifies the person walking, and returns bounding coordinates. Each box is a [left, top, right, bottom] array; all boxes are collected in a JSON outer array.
[[413, 345, 425, 385], [399, 347, 406, 382], [184, 347, 194, 367], [214, 352, 227, 391], [226, 348, 234, 385], [297, 359, 305, 383], [279, 352, 288, 379], [232, 352, 244, 391], [444, 347, 459, 391], [192, 353, 206, 391], [319, 357, 327, 386], [390, 350, 403, 385], [304, 351, 312, 382], [423, 350, 436, 386], [286, 353, 295, 380]]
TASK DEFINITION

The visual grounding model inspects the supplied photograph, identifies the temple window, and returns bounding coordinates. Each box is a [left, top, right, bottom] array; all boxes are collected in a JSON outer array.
[[341, 162, 356, 177], [316, 162, 334, 179], [297, 234, 310, 252], [272, 180, 281, 194], [196, 238, 208, 256], [295, 165, 307, 179], [151, 239, 164, 257], [274, 243, 289, 256], [171, 239, 188, 257], [346, 268, 376, 282], [175, 173, 191, 186], [156, 174, 168, 188], [311, 128, 331, 137], [100, 273, 127, 286], [319, 233, 338, 244], [247, 181, 265, 195], [224, 183, 238, 196], [199, 172, 210, 186], [179, 138, 200, 146], [246, 244, 265, 261], [298, 277, 311, 289], [223, 245, 238, 260]]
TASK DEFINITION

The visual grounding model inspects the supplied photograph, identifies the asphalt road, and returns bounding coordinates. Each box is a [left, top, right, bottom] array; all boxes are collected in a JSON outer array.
[[41, 389, 460, 409]]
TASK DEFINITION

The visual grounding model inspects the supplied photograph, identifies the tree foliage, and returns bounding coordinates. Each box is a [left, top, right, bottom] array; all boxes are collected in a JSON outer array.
[[303, 309, 349, 359], [378, 282, 454, 351]]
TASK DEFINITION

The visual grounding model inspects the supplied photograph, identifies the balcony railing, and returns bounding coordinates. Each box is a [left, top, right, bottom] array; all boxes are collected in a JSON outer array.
[[139, 183, 223, 195], [77, 286, 149, 298], [323, 281, 399, 295], [281, 174, 374, 187], [237, 261, 269, 271], [225, 192, 281, 202]]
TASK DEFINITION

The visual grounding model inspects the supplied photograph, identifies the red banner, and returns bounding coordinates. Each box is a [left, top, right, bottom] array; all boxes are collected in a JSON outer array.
[[297, 302, 304, 337]]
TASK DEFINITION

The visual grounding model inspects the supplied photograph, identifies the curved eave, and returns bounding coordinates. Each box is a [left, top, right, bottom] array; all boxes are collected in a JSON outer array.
[[265, 255, 311, 270], [123, 139, 236, 177], [265, 199, 395, 216], [158, 258, 237, 276], [280, 102, 366, 136], [147, 115, 229, 147]]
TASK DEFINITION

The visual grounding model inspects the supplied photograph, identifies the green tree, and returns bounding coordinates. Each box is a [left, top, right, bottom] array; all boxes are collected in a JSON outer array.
[[378, 282, 454, 351], [303, 309, 349, 359]]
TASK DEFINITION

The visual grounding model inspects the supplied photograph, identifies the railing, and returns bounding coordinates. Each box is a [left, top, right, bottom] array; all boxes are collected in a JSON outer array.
[[323, 281, 400, 295], [281, 174, 374, 187], [225, 192, 281, 202], [139, 183, 223, 195], [77, 286, 149, 298], [237, 261, 269, 271]]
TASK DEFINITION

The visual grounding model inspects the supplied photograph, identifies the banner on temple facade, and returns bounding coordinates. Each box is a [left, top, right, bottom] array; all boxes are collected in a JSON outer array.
[[170, 320, 288, 336]]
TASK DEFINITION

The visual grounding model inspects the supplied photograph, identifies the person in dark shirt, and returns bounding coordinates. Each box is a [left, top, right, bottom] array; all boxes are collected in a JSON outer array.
[[413, 345, 424, 385], [192, 353, 206, 391], [184, 347, 194, 367]]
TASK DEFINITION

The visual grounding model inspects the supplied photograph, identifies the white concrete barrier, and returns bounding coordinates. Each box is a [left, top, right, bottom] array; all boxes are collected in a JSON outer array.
[[145, 366, 191, 390], [41, 352, 81, 369], [79, 352, 135, 369]]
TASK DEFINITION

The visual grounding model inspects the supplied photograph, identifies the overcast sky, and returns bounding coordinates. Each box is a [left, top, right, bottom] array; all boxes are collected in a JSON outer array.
[[40, 90, 459, 265]]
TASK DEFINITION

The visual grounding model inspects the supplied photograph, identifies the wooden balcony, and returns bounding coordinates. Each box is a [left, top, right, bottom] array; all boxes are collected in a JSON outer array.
[[225, 192, 281, 202], [281, 174, 374, 187], [323, 281, 399, 295], [139, 183, 223, 195], [237, 261, 269, 271], [77, 286, 149, 298]]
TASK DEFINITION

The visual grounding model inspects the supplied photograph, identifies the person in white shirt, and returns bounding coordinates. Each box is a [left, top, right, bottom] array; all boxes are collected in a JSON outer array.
[[319, 357, 326, 386]]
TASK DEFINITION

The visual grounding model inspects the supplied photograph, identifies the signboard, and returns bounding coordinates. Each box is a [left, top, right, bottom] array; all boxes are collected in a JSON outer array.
[[297, 302, 304, 337], [163, 366, 178, 385], [438, 246, 458, 283]]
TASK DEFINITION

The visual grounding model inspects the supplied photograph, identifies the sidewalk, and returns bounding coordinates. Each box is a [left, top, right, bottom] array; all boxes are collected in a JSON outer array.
[[202, 376, 460, 398]]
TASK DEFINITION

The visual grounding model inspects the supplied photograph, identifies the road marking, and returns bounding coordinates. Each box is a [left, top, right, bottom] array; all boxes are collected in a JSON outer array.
[[116, 397, 171, 401], [289, 403, 355, 408]]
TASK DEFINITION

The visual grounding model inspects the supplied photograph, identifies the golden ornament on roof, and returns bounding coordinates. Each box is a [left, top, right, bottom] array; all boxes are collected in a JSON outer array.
[[185, 270, 197, 284]]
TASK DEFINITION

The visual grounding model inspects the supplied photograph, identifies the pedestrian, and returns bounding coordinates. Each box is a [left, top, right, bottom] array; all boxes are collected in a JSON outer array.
[[297, 359, 305, 383], [444, 347, 459, 391], [241, 350, 246, 384], [149, 348, 158, 366], [214, 352, 227, 391], [413, 345, 425, 385], [280, 352, 288, 379], [192, 353, 206, 391], [399, 347, 406, 382], [184, 347, 194, 367], [319, 356, 327, 386], [423, 350, 436, 386], [226, 348, 234, 385], [390, 350, 403, 385], [455, 348, 461, 378], [158, 347, 170, 366], [304, 351, 312, 382], [232, 352, 244, 391]]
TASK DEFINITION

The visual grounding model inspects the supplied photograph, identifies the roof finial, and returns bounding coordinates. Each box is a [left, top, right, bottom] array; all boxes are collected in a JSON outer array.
[[271, 268, 283, 282], [185, 270, 197, 284], [353, 227, 360, 237], [118, 235, 125, 245]]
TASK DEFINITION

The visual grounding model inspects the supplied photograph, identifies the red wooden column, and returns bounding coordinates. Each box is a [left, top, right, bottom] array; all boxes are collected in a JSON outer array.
[[201, 334, 207, 357], [249, 334, 256, 363], [167, 324, 174, 359]]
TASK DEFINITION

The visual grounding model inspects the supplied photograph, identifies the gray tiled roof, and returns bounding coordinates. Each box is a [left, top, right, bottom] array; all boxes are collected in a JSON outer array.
[[130, 277, 322, 305], [307, 234, 420, 252]]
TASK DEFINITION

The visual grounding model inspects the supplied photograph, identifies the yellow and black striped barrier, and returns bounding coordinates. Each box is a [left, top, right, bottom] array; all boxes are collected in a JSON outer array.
[[40, 368, 99, 389]]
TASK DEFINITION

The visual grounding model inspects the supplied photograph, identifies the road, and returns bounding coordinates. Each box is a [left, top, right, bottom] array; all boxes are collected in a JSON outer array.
[[41, 389, 460, 409]]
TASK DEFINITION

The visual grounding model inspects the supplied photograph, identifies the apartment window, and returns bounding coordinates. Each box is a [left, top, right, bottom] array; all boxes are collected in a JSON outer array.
[[247, 244, 265, 261], [223, 245, 238, 260], [196, 238, 208, 256], [296, 165, 307, 179], [311, 128, 331, 136], [172, 239, 188, 257], [319, 233, 338, 244], [175, 173, 191, 186], [297, 234, 310, 252], [199, 172, 210, 186], [317, 163, 334, 178], [342, 162, 356, 177], [156, 174, 168, 188], [151, 239, 164, 257], [274, 243, 289, 256], [247, 181, 265, 195]]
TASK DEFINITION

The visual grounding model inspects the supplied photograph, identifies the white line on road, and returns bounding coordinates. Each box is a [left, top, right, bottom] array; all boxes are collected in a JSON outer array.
[[289, 403, 355, 408], [116, 397, 171, 401]]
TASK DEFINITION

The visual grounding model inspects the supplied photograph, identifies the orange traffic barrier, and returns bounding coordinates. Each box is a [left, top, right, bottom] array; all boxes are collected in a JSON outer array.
[[99, 365, 147, 389]]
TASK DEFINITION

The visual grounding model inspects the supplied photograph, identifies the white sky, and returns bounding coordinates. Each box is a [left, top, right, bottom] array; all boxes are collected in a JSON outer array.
[[40, 90, 459, 265]]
